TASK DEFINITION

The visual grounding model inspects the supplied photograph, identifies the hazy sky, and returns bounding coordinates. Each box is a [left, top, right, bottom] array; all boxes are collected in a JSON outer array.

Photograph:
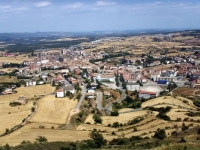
[[0, 0, 200, 32]]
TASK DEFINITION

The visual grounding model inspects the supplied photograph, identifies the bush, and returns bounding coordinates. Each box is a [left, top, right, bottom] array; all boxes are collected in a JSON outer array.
[[93, 114, 102, 124], [35, 136, 48, 143], [109, 138, 130, 145], [112, 122, 120, 128], [111, 111, 119, 116], [154, 128, 166, 140]]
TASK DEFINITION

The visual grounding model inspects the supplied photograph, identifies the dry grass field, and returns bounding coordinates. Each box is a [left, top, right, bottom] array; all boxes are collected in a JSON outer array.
[[30, 95, 77, 124], [172, 87, 198, 97], [0, 68, 18, 73], [0, 75, 17, 83], [0, 84, 55, 103], [0, 55, 33, 63], [101, 110, 148, 126], [0, 102, 32, 134], [0, 123, 90, 146], [141, 96, 196, 110]]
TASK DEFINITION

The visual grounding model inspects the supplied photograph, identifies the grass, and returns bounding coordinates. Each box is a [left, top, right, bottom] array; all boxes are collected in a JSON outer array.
[[30, 95, 77, 124], [0, 102, 32, 134], [0, 75, 17, 83], [0, 84, 55, 103], [173, 87, 198, 97]]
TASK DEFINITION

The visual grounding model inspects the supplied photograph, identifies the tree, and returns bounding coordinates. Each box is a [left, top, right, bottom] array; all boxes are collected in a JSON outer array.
[[93, 114, 102, 124], [112, 122, 120, 128], [111, 111, 119, 116], [35, 136, 48, 143], [31, 107, 35, 112], [198, 128, 200, 134], [89, 129, 107, 148], [154, 128, 166, 140]]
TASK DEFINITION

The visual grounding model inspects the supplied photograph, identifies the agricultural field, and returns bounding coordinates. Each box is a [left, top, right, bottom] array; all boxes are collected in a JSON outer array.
[[0, 55, 33, 63], [0, 75, 17, 83], [0, 123, 90, 146], [0, 84, 55, 103], [0, 102, 32, 134], [30, 95, 77, 124], [172, 87, 198, 97], [0, 68, 18, 73], [101, 110, 148, 126], [141, 96, 196, 110]]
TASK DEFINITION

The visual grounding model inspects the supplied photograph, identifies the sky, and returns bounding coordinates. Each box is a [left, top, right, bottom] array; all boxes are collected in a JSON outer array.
[[0, 0, 200, 32]]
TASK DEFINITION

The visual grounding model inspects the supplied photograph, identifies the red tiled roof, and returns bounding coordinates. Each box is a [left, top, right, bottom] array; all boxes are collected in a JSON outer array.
[[138, 90, 157, 95]]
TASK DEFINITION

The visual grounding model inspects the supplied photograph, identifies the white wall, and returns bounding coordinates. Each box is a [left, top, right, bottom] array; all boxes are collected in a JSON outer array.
[[57, 92, 64, 98]]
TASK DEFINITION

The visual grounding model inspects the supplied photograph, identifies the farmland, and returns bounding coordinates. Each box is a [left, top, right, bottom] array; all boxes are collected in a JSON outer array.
[[30, 95, 77, 124], [0, 102, 32, 135], [0, 84, 55, 103]]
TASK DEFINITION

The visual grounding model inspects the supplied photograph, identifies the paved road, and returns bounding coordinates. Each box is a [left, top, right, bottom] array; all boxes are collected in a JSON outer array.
[[96, 91, 103, 110], [105, 77, 127, 112], [76, 86, 86, 109]]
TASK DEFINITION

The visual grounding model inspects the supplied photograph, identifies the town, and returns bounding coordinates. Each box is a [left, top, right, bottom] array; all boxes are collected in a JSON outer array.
[[0, 30, 200, 149]]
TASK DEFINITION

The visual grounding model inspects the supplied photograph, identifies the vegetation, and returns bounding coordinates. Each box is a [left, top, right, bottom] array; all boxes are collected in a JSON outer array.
[[154, 128, 166, 140], [146, 106, 171, 120], [93, 114, 102, 124], [113, 96, 141, 111]]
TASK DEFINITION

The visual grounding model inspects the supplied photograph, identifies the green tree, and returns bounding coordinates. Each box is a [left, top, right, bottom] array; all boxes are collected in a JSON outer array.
[[112, 122, 120, 128], [35, 136, 48, 143], [89, 129, 107, 148], [154, 128, 166, 140], [93, 114, 102, 124]]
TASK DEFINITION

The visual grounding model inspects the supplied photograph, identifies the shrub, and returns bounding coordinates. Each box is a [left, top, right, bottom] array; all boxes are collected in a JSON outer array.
[[112, 122, 120, 128], [93, 114, 102, 124], [111, 111, 119, 116], [154, 128, 166, 140], [35, 136, 48, 143]]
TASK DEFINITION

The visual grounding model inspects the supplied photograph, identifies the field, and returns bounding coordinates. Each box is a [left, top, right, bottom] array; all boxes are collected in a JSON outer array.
[[141, 96, 196, 110], [30, 95, 77, 124], [0, 68, 18, 73], [0, 55, 33, 63], [0, 123, 90, 146], [172, 87, 198, 97], [0, 84, 55, 103], [0, 75, 17, 83], [101, 110, 148, 126], [0, 102, 32, 134]]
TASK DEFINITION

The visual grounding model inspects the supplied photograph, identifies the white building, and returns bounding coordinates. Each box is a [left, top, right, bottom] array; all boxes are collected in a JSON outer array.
[[126, 82, 140, 91], [26, 80, 36, 86], [96, 74, 115, 82], [56, 88, 65, 98], [138, 85, 163, 99]]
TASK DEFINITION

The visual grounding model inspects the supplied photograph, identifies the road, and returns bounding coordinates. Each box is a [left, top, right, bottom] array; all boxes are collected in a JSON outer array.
[[76, 86, 86, 109], [105, 77, 127, 112], [96, 91, 103, 110]]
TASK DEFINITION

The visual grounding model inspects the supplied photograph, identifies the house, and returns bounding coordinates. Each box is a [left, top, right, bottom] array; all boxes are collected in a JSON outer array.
[[64, 85, 75, 94], [86, 88, 95, 99], [96, 74, 115, 82], [138, 85, 163, 99], [56, 88, 65, 98], [3, 88, 13, 94], [126, 82, 140, 91], [26, 79, 36, 86]]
